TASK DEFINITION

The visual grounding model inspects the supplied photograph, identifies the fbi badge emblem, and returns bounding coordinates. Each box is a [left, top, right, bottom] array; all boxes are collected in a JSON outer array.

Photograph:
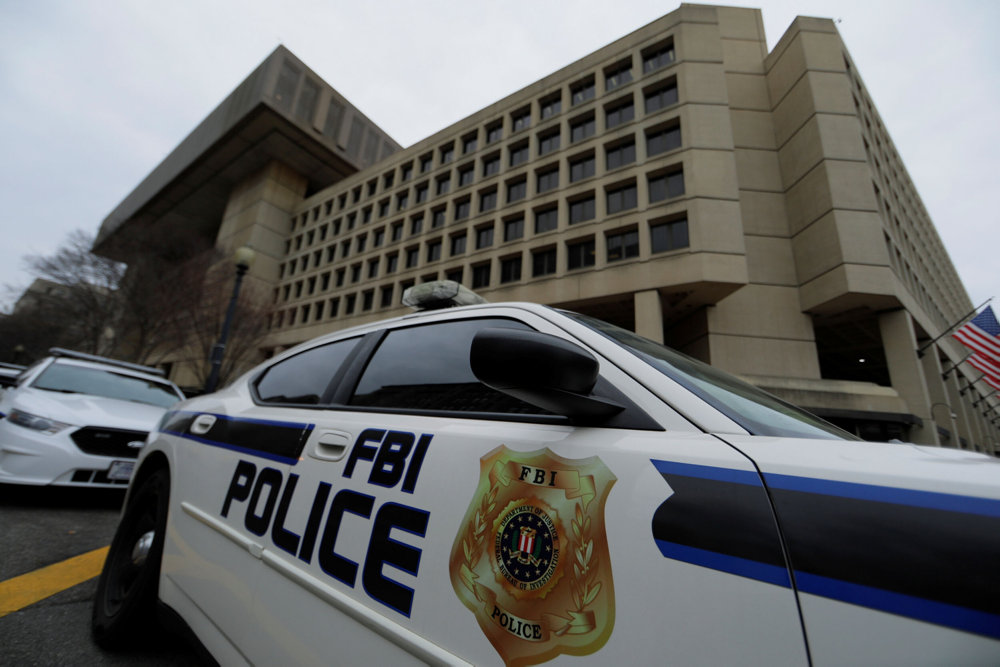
[[450, 446, 616, 666]]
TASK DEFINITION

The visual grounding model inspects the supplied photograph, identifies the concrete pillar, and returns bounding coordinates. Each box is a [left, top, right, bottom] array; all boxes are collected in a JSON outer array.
[[945, 370, 974, 449], [879, 310, 937, 445], [635, 290, 664, 343], [921, 351, 955, 446]]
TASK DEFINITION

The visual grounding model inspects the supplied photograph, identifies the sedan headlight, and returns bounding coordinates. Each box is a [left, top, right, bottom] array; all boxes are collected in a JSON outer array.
[[7, 409, 72, 435]]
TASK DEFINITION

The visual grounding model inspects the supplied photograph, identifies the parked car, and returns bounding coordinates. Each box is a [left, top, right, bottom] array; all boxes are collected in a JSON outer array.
[[93, 282, 1000, 665], [0, 362, 26, 387], [0, 348, 184, 488]]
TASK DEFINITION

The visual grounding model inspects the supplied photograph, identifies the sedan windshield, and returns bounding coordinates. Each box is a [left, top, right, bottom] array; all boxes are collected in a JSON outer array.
[[567, 312, 855, 440], [32, 363, 182, 409]]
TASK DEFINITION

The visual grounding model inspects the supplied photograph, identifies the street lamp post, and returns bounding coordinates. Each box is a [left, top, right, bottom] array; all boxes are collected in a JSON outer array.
[[204, 247, 255, 393]]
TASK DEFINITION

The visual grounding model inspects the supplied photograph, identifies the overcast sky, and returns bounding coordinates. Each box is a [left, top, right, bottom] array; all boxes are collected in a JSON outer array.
[[1, 0, 997, 316]]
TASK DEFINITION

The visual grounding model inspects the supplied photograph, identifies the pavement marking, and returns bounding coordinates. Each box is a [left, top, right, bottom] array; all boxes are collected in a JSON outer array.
[[0, 546, 109, 618]]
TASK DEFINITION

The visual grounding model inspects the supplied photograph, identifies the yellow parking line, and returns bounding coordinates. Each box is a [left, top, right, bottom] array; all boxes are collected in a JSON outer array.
[[0, 546, 109, 618]]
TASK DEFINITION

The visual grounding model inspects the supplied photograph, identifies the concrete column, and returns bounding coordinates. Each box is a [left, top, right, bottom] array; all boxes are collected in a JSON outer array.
[[945, 370, 973, 449], [879, 310, 937, 445], [635, 290, 664, 343], [921, 351, 955, 446]]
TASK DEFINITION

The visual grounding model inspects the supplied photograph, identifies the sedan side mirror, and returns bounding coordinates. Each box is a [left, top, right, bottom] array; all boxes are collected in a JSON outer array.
[[471, 328, 624, 422]]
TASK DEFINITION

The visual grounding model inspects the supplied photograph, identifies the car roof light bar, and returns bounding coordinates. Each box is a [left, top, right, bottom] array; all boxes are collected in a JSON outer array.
[[402, 280, 488, 311], [48, 348, 166, 376]]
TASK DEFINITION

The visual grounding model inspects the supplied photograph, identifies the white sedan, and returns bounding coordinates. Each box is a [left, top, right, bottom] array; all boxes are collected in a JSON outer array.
[[0, 349, 184, 488], [93, 283, 1000, 665]]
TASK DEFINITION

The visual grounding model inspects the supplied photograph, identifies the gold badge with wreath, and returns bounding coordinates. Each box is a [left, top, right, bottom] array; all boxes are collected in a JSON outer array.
[[450, 446, 616, 666]]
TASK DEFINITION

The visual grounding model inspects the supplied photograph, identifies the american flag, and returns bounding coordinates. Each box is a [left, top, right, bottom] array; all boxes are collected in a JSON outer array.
[[953, 306, 1000, 364], [967, 353, 1000, 391]]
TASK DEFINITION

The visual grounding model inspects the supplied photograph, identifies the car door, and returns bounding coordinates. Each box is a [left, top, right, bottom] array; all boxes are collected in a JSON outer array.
[[231, 307, 809, 666]]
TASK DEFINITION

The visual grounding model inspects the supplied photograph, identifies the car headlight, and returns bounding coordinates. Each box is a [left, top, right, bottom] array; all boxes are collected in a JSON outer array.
[[7, 409, 72, 435]]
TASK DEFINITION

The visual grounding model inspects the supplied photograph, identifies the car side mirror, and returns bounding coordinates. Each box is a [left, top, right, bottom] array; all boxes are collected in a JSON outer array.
[[470, 328, 624, 422]]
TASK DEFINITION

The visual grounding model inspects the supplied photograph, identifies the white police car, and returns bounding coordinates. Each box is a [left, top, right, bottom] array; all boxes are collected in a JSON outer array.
[[0, 348, 184, 488], [93, 282, 1000, 665]]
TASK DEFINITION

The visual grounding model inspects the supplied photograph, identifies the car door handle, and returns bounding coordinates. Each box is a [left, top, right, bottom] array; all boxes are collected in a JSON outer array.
[[190, 414, 217, 435], [310, 430, 351, 462]]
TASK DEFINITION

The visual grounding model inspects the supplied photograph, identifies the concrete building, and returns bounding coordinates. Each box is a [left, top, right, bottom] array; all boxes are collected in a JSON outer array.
[[94, 4, 999, 452]]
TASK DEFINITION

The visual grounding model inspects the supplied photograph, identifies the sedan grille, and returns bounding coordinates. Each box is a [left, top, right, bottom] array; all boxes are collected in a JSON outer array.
[[70, 427, 148, 459]]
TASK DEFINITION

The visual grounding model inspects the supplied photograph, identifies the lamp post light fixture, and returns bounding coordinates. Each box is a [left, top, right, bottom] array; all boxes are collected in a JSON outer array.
[[204, 246, 255, 393]]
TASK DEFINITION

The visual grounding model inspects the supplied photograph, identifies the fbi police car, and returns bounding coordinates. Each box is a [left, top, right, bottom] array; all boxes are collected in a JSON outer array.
[[93, 282, 1000, 665]]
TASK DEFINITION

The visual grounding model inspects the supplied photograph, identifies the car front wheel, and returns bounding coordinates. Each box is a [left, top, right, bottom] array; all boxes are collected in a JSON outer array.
[[92, 467, 169, 647]]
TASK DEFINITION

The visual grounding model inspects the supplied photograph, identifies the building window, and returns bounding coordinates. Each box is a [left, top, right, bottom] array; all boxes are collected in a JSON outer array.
[[570, 113, 595, 143], [536, 166, 559, 193], [362, 206, 372, 223], [532, 247, 557, 277], [356, 234, 367, 252], [539, 93, 562, 120], [648, 169, 685, 202], [363, 289, 374, 311], [458, 164, 475, 187], [571, 76, 595, 105], [340, 240, 351, 258], [507, 178, 527, 203], [472, 262, 491, 288], [569, 195, 596, 224], [486, 122, 503, 144], [410, 215, 423, 235], [432, 208, 446, 228], [606, 96, 634, 129], [401, 162, 413, 182], [391, 221, 403, 241], [511, 107, 531, 133], [367, 179, 377, 197], [462, 133, 478, 154], [347, 212, 356, 229], [328, 297, 339, 317], [383, 171, 395, 189], [535, 206, 558, 234], [567, 237, 596, 269], [351, 264, 362, 283], [642, 40, 675, 73], [607, 182, 638, 214], [476, 225, 495, 249], [445, 267, 463, 284], [650, 217, 689, 253], [396, 192, 408, 211], [427, 240, 442, 262], [509, 141, 529, 167], [386, 253, 398, 273], [500, 255, 522, 283], [415, 182, 429, 203], [569, 153, 595, 183], [320, 271, 331, 290], [606, 228, 639, 262], [646, 123, 681, 156], [440, 143, 454, 164], [373, 228, 385, 247], [455, 198, 471, 220], [420, 153, 433, 173], [644, 80, 678, 114], [605, 138, 636, 170], [336, 268, 345, 286], [538, 129, 561, 155], [480, 189, 498, 212], [451, 233, 467, 256], [504, 216, 524, 242], [605, 59, 632, 91], [482, 153, 500, 177], [406, 246, 419, 268], [437, 174, 451, 195], [368, 258, 380, 278], [381, 285, 394, 307]]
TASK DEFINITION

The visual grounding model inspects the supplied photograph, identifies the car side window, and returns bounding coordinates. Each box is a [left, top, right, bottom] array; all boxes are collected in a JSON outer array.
[[349, 318, 549, 414], [256, 337, 361, 405]]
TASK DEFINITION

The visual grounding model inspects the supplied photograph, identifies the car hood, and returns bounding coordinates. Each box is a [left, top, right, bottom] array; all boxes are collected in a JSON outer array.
[[8, 388, 170, 431]]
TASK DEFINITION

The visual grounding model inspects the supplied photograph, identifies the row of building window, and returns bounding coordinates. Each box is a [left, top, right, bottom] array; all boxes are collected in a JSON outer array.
[[272, 215, 688, 329], [284, 120, 681, 260], [289, 38, 677, 234], [278, 166, 685, 288]]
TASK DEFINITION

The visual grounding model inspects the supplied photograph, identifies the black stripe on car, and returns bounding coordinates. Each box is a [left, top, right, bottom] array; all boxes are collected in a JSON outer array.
[[651, 459, 1000, 639], [162, 411, 313, 465]]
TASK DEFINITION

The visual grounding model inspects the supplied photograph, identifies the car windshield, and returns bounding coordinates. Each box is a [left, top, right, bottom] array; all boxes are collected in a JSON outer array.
[[31, 363, 182, 409], [566, 312, 855, 440]]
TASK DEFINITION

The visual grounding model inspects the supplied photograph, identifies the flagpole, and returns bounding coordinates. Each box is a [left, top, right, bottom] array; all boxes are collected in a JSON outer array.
[[959, 374, 989, 396], [941, 351, 974, 380], [917, 297, 993, 358]]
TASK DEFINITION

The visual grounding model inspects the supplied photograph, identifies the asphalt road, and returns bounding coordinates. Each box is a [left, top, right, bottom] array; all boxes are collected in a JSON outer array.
[[0, 484, 206, 665]]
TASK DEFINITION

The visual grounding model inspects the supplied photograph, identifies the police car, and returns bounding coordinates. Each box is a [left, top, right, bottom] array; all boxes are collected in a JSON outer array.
[[93, 282, 1000, 665], [0, 349, 184, 488]]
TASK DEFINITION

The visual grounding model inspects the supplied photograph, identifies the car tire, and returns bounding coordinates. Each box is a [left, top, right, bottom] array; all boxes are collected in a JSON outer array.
[[92, 467, 169, 648]]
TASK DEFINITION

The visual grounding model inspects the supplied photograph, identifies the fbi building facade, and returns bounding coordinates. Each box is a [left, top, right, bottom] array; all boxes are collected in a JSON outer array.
[[94, 4, 1000, 453]]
